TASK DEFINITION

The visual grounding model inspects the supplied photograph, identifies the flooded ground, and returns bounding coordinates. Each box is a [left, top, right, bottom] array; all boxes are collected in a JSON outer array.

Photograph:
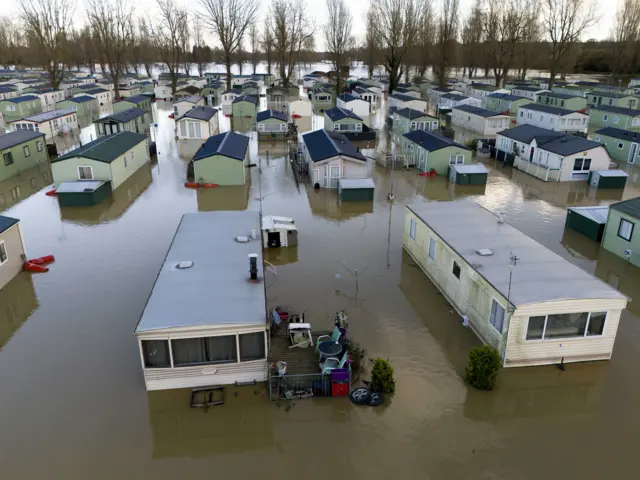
[[1, 66, 640, 479]]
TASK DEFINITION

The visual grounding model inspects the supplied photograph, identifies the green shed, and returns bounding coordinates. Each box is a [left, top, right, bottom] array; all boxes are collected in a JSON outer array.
[[448, 164, 488, 185], [565, 206, 609, 242], [588, 170, 629, 189], [56, 180, 112, 206], [338, 178, 375, 201]]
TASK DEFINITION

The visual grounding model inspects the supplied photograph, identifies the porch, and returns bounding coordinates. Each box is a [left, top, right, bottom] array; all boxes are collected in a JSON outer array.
[[514, 156, 561, 182]]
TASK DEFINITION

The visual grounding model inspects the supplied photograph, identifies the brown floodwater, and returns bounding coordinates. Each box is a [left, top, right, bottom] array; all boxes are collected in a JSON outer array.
[[2, 92, 640, 480]]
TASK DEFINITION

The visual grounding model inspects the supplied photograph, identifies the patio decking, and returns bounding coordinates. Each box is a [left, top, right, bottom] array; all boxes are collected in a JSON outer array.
[[269, 330, 333, 376]]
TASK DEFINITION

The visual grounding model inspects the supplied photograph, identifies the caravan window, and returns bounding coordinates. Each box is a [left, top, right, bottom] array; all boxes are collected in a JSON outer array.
[[141, 340, 170, 368], [172, 335, 238, 366], [239, 332, 266, 361]]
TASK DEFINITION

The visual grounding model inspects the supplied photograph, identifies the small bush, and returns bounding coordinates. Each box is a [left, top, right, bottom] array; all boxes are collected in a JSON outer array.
[[371, 358, 395, 394], [465, 345, 502, 390], [464, 139, 478, 152], [347, 341, 367, 377]]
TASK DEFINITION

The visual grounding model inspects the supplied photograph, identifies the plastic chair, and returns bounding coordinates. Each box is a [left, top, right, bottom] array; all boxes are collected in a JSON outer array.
[[319, 352, 349, 375], [316, 326, 342, 353]]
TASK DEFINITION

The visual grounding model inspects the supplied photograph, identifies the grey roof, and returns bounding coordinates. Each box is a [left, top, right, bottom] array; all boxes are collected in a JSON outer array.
[[176, 95, 203, 104], [442, 93, 469, 100], [56, 180, 107, 193], [512, 86, 547, 92], [567, 206, 610, 224], [450, 164, 488, 174], [193, 131, 249, 161], [453, 105, 506, 118], [487, 93, 528, 102], [497, 125, 564, 144], [395, 107, 434, 120], [538, 92, 583, 100], [0, 215, 19, 234], [595, 127, 640, 142], [52, 131, 146, 163], [537, 135, 602, 156], [97, 107, 145, 123], [302, 129, 367, 162], [324, 106, 362, 122], [339, 178, 375, 189], [520, 103, 582, 116], [256, 109, 287, 122], [594, 169, 628, 177], [232, 95, 258, 104], [408, 200, 626, 306], [592, 105, 640, 116], [403, 130, 469, 152], [20, 109, 75, 123], [611, 197, 640, 219], [592, 90, 636, 99], [135, 211, 266, 333], [0, 129, 45, 149], [177, 106, 218, 121], [391, 93, 418, 102]]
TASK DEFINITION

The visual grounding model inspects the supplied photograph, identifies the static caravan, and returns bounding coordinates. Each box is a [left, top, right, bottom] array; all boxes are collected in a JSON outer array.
[[589, 105, 640, 131], [0, 130, 48, 182], [0, 86, 19, 101], [221, 89, 242, 108], [404, 200, 628, 368], [262, 215, 298, 248], [256, 110, 287, 138], [601, 198, 640, 267], [536, 92, 587, 111], [8, 109, 78, 143], [191, 131, 250, 185], [28, 88, 65, 112], [112, 94, 151, 114], [389, 93, 427, 112], [451, 105, 511, 136], [231, 95, 258, 118], [50, 131, 150, 190], [173, 95, 205, 118], [0, 216, 26, 291], [134, 211, 268, 391], [287, 99, 312, 119], [592, 127, 640, 165], [517, 103, 588, 134], [176, 106, 219, 140], [336, 93, 370, 118], [94, 108, 149, 138]]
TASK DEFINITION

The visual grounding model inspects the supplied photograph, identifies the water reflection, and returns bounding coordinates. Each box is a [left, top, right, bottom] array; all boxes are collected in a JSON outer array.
[[59, 164, 153, 225], [595, 249, 640, 317], [415, 174, 486, 201], [306, 186, 373, 221], [561, 227, 601, 260], [0, 273, 38, 351], [263, 245, 299, 266], [147, 386, 274, 459], [196, 184, 250, 211], [0, 164, 51, 213]]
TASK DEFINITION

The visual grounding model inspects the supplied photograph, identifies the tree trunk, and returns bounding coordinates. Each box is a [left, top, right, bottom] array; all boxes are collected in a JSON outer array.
[[132, 63, 139, 74], [171, 73, 177, 95], [144, 63, 152, 77], [238, 62, 243, 75], [225, 53, 233, 91]]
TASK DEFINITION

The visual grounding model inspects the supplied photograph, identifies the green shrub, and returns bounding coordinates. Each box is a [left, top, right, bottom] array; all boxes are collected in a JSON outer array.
[[465, 345, 502, 390], [347, 341, 366, 377], [371, 358, 395, 394]]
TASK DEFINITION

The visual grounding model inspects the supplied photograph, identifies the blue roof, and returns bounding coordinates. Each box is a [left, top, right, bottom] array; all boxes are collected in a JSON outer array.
[[5, 95, 39, 103], [592, 105, 640, 116], [395, 107, 434, 120], [83, 88, 108, 95], [121, 94, 148, 105], [442, 93, 469, 100], [256, 109, 287, 122], [0, 130, 45, 150], [453, 104, 506, 117], [539, 91, 583, 99], [302, 130, 366, 162], [66, 95, 95, 103], [0, 215, 19, 234], [97, 107, 145, 123], [511, 86, 545, 92], [177, 106, 218, 121], [488, 93, 528, 102], [21, 109, 76, 122], [520, 103, 582, 116], [193, 132, 249, 161], [0, 86, 16, 93], [391, 93, 417, 102], [324, 107, 362, 122], [338, 93, 359, 103], [497, 124, 564, 143], [403, 130, 469, 152], [232, 95, 258, 104], [537, 135, 601, 156], [223, 88, 242, 95], [594, 127, 640, 142]]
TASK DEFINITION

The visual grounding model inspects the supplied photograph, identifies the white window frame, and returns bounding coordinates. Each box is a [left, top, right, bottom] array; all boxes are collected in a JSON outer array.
[[614, 116, 620, 124], [77, 165, 94, 180], [526, 312, 607, 341], [409, 218, 416, 240], [23, 145, 30, 157], [449, 155, 464, 165], [124, 153, 128, 168], [489, 298, 506, 334], [428, 237, 436, 261], [36, 140, 43, 152], [618, 142, 624, 149], [0, 240, 7, 265], [618, 218, 634, 241]]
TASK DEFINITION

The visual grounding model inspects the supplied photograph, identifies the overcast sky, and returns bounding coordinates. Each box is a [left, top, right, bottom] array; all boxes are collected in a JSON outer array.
[[6, 0, 614, 51]]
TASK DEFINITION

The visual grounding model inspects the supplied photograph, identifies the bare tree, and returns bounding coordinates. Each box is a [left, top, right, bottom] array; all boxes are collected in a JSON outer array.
[[248, 23, 260, 74], [461, 1, 483, 78], [610, 0, 640, 78], [0, 18, 21, 69], [412, 0, 435, 78], [138, 17, 155, 77], [261, 15, 275, 76], [192, 16, 207, 77], [128, 18, 142, 74], [481, 0, 533, 87], [152, 0, 188, 95], [324, 0, 355, 96], [198, 0, 260, 90], [515, 4, 540, 79], [370, 0, 422, 93], [179, 13, 191, 75], [542, 0, 597, 89], [87, 0, 134, 98], [434, 0, 459, 87], [362, 8, 382, 77], [19, 0, 75, 89], [269, 0, 315, 87]]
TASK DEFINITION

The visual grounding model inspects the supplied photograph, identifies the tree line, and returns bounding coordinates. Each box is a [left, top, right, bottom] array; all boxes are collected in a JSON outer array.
[[0, 0, 638, 97]]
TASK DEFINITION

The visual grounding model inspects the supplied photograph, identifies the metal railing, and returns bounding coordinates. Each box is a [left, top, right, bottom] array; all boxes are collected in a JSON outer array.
[[514, 156, 561, 182]]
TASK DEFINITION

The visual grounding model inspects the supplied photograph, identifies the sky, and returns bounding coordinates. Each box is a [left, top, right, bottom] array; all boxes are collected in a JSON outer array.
[[6, 0, 614, 52]]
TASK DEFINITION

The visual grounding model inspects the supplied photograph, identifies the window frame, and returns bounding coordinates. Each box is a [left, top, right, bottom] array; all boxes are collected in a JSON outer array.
[[428, 236, 436, 262], [618, 218, 634, 241], [36, 140, 43, 152], [0, 240, 7, 265], [525, 312, 607, 341], [452, 261, 461, 280], [489, 298, 506, 334], [23, 145, 30, 157], [409, 218, 416, 240], [140, 339, 171, 368], [77, 165, 94, 180], [3, 151, 14, 166]]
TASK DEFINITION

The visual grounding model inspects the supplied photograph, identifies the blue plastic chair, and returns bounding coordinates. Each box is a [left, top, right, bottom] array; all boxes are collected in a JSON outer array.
[[316, 326, 342, 353], [319, 351, 349, 375]]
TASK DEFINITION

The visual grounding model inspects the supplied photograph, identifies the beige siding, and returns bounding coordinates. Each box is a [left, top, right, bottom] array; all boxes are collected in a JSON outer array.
[[310, 155, 369, 188], [109, 141, 150, 190], [0, 224, 26, 291], [558, 146, 610, 182], [403, 209, 509, 356], [505, 299, 626, 367], [51, 157, 114, 187]]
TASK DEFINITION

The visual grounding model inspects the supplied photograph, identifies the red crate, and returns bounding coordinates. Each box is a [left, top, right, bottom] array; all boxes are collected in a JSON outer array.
[[332, 382, 349, 397]]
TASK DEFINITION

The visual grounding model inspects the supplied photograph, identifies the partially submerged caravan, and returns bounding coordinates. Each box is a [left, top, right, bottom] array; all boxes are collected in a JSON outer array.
[[262, 216, 298, 248]]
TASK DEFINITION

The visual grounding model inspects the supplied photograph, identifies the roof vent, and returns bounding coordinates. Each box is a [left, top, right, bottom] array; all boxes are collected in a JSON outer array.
[[476, 249, 493, 256], [176, 261, 194, 269], [236, 236, 249, 243]]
